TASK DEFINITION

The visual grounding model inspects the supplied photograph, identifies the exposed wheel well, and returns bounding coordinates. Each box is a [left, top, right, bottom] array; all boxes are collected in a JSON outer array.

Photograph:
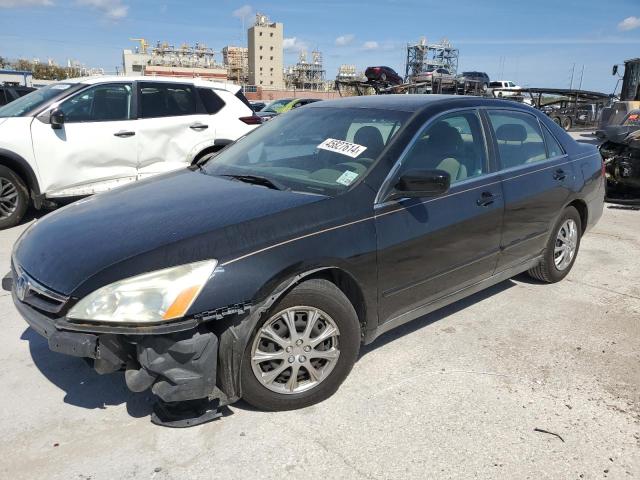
[[192, 145, 225, 165], [306, 268, 367, 339], [567, 199, 588, 233], [0, 154, 38, 198]]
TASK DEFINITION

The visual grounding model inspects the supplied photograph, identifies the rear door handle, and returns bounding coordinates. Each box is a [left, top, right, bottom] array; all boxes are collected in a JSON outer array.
[[189, 123, 209, 131], [553, 168, 567, 181], [476, 191, 500, 207], [114, 131, 135, 138]]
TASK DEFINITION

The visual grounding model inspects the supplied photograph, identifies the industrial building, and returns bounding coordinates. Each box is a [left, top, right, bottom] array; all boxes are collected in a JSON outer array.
[[248, 13, 284, 88], [405, 37, 459, 81], [284, 50, 327, 90], [223, 46, 248, 83], [122, 39, 227, 80]]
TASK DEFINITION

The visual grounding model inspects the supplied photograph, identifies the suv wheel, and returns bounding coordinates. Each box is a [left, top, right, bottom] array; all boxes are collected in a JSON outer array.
[[528, 206, 581, 283], [240, 279, 360, 411], [0, 166, 28, 230]]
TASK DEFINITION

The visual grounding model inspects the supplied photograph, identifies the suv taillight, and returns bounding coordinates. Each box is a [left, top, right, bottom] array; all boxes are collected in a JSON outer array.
[[239, 115, 262, 125]]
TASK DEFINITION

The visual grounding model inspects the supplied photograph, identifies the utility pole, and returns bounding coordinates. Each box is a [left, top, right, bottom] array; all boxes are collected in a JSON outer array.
[[578, 65, 585, 91], [569, 63, 575, 90]]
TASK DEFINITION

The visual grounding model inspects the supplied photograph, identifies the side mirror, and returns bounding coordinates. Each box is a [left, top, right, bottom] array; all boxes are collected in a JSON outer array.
[[387, 169, 451, 201], [612, 65, 619, 76], [50, 109, 65, 129]]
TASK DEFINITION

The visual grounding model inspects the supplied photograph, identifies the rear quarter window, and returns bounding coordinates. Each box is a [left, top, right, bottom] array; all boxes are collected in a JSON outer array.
[[198, 88, 225, 114]]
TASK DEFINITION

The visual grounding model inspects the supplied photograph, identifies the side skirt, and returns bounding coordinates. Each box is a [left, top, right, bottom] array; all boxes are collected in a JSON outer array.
[[365, 256, 542, 344]]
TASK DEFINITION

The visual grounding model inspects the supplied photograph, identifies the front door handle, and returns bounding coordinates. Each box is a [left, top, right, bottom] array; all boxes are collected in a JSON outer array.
[[553, 168, 567, 181], [476, 191, 499, 207], [114, 130, 135, 138], [189, 123, 209, 131]]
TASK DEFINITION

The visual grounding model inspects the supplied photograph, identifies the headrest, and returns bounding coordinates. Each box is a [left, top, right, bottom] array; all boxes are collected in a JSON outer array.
[[426, 122, 463, 150], [496, 124, 527, 142]]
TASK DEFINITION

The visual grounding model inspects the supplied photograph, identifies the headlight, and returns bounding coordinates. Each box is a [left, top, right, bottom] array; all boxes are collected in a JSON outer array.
[[67, 260, 217, 324]]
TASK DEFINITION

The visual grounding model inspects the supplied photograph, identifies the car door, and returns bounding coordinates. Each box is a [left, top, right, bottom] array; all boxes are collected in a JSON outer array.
[[484, 109, 575, 272], [375, 109, 504, 325], [30, 82, 138, 197], [135, 81, 215, 179]]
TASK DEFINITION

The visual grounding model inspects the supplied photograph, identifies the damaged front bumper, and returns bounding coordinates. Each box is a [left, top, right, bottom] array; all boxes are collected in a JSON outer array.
[[5, 271, 229, 425]]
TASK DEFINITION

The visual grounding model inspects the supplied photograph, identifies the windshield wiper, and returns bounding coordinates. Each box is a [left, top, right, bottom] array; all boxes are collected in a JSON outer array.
[[219, 174, 288, 191]]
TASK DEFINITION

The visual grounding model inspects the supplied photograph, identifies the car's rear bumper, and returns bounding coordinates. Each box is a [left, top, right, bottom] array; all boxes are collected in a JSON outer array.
[[5, 272, 221, 404]]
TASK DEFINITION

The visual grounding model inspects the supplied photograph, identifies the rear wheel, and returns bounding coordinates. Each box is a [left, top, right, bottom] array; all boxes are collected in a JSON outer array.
[[551, 116, 562, 126], [561, 116, 572, 131], [528, 206, 581, 283], [241, 279, 360, 411], [0, 165, 28, 230]]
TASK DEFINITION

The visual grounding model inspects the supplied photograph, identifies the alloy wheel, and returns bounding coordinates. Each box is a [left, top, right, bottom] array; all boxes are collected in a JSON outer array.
[[250, 306, 341, 394], [554, 219, 578, 271], [0, 177, 19, 219]]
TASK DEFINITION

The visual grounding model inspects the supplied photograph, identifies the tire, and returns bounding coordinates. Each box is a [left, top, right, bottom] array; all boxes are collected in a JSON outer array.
[[528, 206, 582, 283], [0, 165, 29, 230], [561, 116, 572, 131], [380, 72, 387, 82], [551, 116, 562, 126], [241, 278, 360, 411]]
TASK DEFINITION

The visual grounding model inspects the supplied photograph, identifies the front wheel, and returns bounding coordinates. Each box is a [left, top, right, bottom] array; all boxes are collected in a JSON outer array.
[[240, 279, 360, 411], [0, 165, 29, 230], [528, 206, 582, 283]]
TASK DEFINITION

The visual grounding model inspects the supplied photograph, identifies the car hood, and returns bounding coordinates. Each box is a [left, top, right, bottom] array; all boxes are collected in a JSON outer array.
[[13, 169, 325, 296]]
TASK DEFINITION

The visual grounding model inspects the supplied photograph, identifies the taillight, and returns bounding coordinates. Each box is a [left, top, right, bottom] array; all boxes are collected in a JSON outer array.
[[239, 115, 262, 125]]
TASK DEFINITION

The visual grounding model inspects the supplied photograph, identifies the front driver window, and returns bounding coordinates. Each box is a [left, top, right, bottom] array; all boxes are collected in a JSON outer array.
[[60, 83, 132, 122], [399, 110, 488, 184]]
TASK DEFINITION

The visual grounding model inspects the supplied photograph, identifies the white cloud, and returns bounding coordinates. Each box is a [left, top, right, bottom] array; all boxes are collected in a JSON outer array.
[[335, 34, 355, 46], [233, 4, 252, 18], [283, 37, 308, 52], [618, 16, 640, 31], [362, 41, 379, 50], [76, 0, 128, 19], [0, 0, 52, 6]]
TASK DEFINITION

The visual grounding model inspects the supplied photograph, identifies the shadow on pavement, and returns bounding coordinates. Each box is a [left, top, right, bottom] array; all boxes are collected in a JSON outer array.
[[20, 328, 154, 418], [359, 279, 517, 357]]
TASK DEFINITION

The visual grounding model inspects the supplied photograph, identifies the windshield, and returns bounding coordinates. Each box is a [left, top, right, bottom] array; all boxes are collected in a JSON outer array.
[[263, 98, 294, 113], [204, 106, 409, 196], [0, 83, 75, 117]]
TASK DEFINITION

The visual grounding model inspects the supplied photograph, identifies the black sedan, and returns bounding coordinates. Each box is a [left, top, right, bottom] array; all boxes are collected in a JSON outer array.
[[6, 95, 604, 426]]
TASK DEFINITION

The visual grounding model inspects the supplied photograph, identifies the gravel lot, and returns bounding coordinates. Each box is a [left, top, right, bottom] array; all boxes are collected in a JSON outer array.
[[0, 136, 638, 479]]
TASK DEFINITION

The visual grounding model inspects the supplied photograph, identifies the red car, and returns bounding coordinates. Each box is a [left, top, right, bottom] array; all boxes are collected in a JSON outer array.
[[364, 66, 403, 85]]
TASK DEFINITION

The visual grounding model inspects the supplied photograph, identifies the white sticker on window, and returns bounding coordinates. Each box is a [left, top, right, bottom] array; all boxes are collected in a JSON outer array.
[[336, 170, 359, 186], [51, 84, 71, 90], [317, 138, 367, 158]]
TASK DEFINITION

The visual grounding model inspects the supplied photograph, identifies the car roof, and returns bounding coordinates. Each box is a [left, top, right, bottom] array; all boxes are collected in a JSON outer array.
[[308, 94, 476, 112], [59, 75, 241, 93], [309, 94, 540, 115]]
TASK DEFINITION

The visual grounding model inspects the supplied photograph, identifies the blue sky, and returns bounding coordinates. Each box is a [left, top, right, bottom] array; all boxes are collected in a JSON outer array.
[[1, 0, 639, 93]]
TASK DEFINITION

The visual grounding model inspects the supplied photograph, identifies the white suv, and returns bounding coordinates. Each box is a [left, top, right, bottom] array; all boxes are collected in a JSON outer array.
[[0, 76, 260, 229]]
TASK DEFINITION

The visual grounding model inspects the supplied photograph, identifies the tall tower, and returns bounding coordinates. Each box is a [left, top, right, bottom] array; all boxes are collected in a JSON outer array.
[[248, 13, 284, 88]]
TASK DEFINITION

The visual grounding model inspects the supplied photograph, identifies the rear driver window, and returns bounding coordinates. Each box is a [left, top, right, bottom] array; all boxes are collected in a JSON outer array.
[[487, 111, 547, 168], [139, 83, 196, 118]]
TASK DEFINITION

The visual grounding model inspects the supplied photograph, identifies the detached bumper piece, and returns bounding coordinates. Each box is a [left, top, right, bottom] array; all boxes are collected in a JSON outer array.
[[125, 329, 223, 428]]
